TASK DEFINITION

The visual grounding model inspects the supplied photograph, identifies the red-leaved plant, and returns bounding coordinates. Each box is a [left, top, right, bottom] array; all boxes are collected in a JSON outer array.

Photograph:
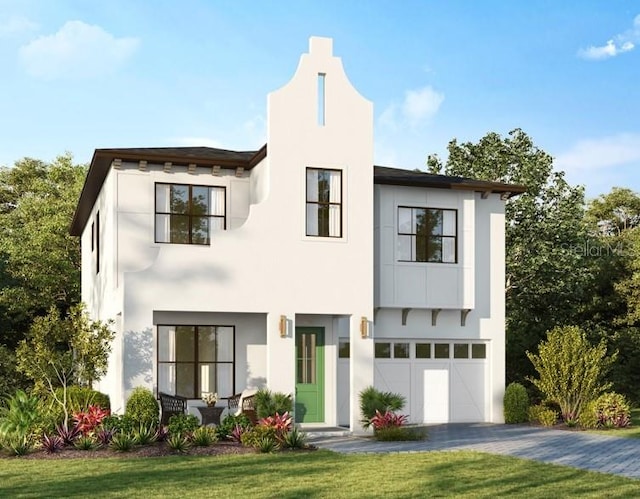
[[370, 410, 408, 430], [258, 411, 293, 443], [73, 405, 111, 435]]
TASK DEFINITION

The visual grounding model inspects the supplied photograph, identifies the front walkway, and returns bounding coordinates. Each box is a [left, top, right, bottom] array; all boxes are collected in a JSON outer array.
[[308, 423, 640, 480]]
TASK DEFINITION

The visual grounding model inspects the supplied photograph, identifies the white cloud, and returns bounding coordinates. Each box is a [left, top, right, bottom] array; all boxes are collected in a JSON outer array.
[[0, 15, 38, 37], [555, 133, 640, 172], [379, 85, 444, 130], [19, 20, 139, 79], [578, 14, 640, 60]]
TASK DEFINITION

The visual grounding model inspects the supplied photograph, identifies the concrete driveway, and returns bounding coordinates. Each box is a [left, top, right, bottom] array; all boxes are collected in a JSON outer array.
[[309, 424, 640, 480]]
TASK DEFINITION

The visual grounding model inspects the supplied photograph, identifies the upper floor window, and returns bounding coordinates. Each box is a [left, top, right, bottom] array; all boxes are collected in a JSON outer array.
[[397, 207, 457, 263], [155, 183, 225, 245], [306, 168, 342, 237]]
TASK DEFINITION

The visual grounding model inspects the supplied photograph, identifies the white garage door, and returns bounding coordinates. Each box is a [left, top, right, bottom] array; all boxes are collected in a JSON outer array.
[[374, 340, 488, 423]]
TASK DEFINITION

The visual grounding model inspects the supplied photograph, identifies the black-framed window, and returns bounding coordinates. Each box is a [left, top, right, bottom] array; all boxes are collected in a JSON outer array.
[[397, 207, 457, 263], [157, 325, 235, 399], [155, 183, 225, 245], [306, 168, 342, 237]]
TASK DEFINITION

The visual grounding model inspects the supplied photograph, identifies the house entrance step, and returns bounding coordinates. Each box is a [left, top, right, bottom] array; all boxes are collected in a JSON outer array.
[[300, 426, 352, 439]]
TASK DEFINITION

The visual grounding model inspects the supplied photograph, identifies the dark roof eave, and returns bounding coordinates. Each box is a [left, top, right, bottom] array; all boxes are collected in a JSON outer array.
[[69, 145, 267, 236], [374, 176, 526, 198]]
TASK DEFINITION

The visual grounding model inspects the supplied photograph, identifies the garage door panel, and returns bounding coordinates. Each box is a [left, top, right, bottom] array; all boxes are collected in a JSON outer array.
[[451, 362, 485, 422], [374, 362, 411, 417]]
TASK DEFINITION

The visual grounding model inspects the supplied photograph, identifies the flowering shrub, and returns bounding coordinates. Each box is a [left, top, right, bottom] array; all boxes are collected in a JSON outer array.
[[579, 392, 631, 429], [73, 405, 110, 435], [257, 411, 292, 444], [370, 410, 408, 430]]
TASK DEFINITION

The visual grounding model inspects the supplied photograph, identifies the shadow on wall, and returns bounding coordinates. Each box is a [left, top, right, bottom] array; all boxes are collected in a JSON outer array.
[[123, 327, 153, 391]]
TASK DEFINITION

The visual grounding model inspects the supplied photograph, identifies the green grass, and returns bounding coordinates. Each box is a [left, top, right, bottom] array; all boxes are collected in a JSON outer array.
[[1, 450, 638, 498], [589, 408, 640, 439]]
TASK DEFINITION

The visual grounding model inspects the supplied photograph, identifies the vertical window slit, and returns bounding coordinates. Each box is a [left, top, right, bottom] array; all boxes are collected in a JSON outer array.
[[317, 73, 326, 126]]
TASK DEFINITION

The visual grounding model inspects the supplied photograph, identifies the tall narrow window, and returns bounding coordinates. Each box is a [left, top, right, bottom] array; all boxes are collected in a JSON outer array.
[[157, 325, 235, 399], [317, 73, 326, 126], [397, 207, 457, 263], [155, 183, 225, 245], [95, 211, 100, 275], [306, 168, 342, 237]]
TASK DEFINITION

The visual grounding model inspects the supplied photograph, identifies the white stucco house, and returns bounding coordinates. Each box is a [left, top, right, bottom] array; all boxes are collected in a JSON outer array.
[[70, 37, 524, 431]]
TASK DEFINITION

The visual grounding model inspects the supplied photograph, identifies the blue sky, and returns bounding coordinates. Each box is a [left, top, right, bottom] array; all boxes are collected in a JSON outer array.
[[1, 1, 639, 198]]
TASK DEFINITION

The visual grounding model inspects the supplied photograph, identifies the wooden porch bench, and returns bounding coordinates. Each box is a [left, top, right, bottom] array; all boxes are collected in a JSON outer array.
[[158, 392, 187, 425]]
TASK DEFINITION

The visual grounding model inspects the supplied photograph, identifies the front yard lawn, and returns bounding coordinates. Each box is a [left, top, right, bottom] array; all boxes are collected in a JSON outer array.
[[1, 450, 638, 498]]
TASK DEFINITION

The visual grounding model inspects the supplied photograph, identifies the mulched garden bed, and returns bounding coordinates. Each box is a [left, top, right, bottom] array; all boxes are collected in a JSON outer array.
[[4, 441, 257, 460]]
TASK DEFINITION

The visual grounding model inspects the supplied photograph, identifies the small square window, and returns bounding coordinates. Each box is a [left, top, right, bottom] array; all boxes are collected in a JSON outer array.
[[454, 343, 469, 359], [394, 343, 410, 359], [434, 343, 450, 359], [415, 343, 431, 359], [338, 341, 350, 358], [472, 344, 487, 359], [375, 343, 391, 359]]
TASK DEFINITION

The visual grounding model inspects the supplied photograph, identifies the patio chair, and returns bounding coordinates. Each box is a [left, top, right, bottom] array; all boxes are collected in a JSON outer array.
[[158, 392, 187, 425], [227, 390, 258, 424]]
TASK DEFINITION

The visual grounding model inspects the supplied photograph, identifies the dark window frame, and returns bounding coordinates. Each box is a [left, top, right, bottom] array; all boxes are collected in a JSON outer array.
[[397, 206, 458, 263], [156, 324, 235, 399], [95, 211, 100, 275], [305, 167, 343, 238], [154, 183, 226, 245]]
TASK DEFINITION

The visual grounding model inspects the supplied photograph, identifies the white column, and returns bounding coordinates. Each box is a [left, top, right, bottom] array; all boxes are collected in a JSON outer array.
[[349, 313, 374, 434]]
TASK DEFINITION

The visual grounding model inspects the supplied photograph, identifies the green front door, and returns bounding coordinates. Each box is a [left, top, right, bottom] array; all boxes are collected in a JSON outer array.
[[295, 327, 324, 423]]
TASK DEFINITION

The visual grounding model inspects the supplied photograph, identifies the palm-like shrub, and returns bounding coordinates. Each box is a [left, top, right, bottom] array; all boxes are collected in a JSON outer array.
[[359, 386, 405, 428], [254, 389, 293, 419], [125, 387, 159, 427], [0, 390, 41, 439]]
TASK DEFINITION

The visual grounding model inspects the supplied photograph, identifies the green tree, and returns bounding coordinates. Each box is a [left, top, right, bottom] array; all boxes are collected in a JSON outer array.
[[427, 129, 592, 384], [582, 188, 640, 403], [15, 304, 114, 427], [0, 154, 86, 348], [527, 325, 615, 421]]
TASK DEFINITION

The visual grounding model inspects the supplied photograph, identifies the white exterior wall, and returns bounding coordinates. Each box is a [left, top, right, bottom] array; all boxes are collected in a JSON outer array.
[[81, 37, 374, 429], [79, 36, 508, 428], [373, 187, 506, 423]]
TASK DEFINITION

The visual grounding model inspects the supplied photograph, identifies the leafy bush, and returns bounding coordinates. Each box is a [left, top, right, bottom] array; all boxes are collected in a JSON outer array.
[[241, 424, 277, 448], [529, 404, 558, 427], [132, 423, 158, 445], [74, 435, 98, 450], [0, 390, 41, 440], [538, 408, 558, 427], [0, 346, 29, 400], [231, 424, 248, 443], [215, 413, 252, 440], [282, 427, 307, 449], [100, 414, 136, 435], [370, 410, 408, 431], [374, 426, 427, 442], [2, 433, 33, 456], [258, 412, 292, 443], [527, 326, 615, 421], [167, 414, 199, 437], [167, 433, 190, 453], [579, 392, 631, 429], [73, 405, 110, 435], [41, 434, 64, 453], [192, 426, 217, 447], [257, 435, 277, 453], [44, 386, 111, 429], [95, 427, 116, 446], [254, 389, 293, 419], [125, 387, 159, 427], [56, 423, 81, 446], [110, 432, 134, 452], [359, 386, 405, 428], [504, 382, 530, 423]]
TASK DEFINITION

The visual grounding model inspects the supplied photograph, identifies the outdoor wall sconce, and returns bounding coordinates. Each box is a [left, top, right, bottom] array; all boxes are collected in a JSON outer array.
[[279, 315, 287, 338], [360, 316, 368, 338]]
